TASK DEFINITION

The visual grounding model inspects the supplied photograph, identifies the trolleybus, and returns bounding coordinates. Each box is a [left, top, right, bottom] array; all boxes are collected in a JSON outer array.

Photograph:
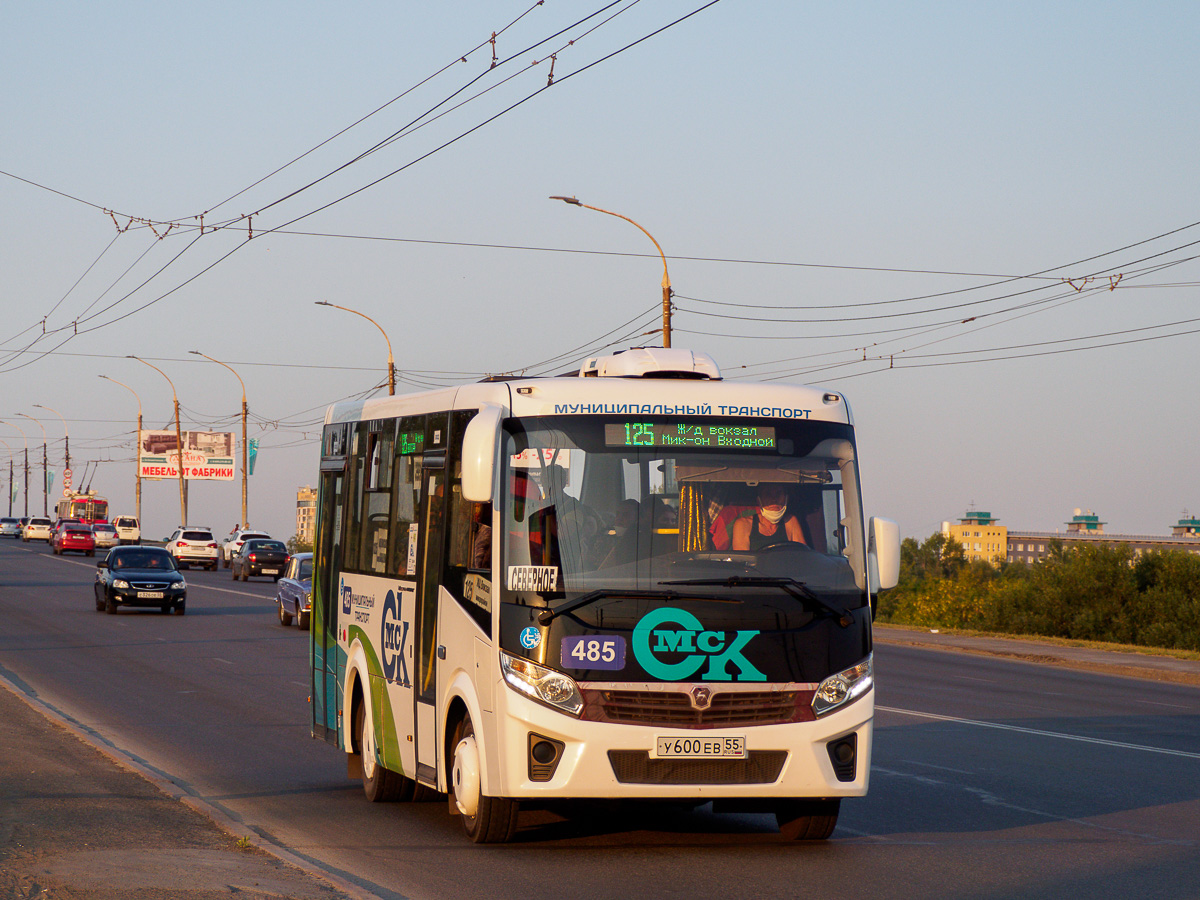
[[311, 348, 899, 843], [56, 491, 109, 526]]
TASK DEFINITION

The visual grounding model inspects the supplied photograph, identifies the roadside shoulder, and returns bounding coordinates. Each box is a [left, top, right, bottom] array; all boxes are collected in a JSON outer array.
[[873, 623, 1200, 686], [0, 675, 368, 900]]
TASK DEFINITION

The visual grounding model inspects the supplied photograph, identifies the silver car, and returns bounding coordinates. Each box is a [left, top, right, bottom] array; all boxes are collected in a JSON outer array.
[[0, 517, 20, 538], [91, 522, 120, 549], [23, 516, 52, 542]]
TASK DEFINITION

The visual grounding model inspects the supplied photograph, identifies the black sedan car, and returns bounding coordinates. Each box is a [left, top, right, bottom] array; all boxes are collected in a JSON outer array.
[[232, 538, 289, 582], [274, 552, 313, 629], [95, 546, 187, 615]]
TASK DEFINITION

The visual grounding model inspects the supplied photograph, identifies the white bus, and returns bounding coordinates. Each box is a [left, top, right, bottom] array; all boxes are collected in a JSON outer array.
[[311, 348, 899, 843]]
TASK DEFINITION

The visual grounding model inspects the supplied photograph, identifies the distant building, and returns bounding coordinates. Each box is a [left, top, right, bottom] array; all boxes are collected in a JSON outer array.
[[1065, 508, 1105, 533], [944, 507, 1200, 566], [943, 510, 1007, 565], [1005, 509, 1200, 564], [296, 486, 317, 544], [1172, 516, 1200, 537]]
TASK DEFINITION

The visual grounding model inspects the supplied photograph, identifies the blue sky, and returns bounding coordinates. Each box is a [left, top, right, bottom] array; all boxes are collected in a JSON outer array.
[[2, 1, 1198, 542]]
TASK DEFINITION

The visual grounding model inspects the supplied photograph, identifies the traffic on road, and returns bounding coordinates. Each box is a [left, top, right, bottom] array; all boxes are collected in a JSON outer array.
[[1, 537, 1197, 899]]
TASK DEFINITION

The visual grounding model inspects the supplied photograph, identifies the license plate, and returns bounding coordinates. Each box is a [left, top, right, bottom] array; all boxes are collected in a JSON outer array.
[[137, 591, 164, 599], [262, 568, 279, 575], [653, 736, 747, 759]]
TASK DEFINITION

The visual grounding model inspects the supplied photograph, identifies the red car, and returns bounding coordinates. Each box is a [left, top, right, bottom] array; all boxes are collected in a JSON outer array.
[[54, 524, 96, 557]]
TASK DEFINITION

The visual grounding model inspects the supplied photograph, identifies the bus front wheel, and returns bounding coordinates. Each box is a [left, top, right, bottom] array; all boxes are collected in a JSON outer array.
[[450, 713, 518, 843], [776, 799, 840, 841]]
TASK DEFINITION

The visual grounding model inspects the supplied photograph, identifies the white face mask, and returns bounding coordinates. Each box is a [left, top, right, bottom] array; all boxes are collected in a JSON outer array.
[[759, 505, 786, 524]]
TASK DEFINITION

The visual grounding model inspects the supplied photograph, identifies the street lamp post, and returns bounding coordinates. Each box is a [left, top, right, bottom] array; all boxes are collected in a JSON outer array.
[[550, 195, 673, 348], [99, 375, 143, 523], [0, 439, 12, 516], [17, 413, 48, 516], [189, 351, 249, 529], [128, 357, 187, 526], [33, 404, 69, 477], [1, 419, 30, 516], [315, 301, 396, 394]]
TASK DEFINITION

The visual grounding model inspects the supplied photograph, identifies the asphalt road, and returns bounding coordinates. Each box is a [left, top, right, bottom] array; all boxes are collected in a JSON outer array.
[[2, 538, 1198, 899]]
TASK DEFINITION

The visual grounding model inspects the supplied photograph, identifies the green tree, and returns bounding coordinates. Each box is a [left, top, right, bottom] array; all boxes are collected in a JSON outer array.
[[881, 530, 1200, 650], [287, 534, 313, 553]]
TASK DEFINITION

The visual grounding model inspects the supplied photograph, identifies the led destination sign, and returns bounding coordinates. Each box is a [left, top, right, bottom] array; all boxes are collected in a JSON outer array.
[[605, 422, 776, 450]]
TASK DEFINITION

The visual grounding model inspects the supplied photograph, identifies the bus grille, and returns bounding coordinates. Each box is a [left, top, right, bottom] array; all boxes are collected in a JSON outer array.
[[582, 689, 814, 729], [607, 750, 788, 785]]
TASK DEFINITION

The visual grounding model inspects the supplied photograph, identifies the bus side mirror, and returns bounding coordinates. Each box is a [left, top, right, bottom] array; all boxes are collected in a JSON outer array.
[[461, 404, 503, 503], [867, 517, 900, 595]]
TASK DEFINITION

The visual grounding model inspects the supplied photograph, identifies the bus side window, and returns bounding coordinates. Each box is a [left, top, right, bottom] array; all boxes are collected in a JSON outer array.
[[355, 424, 392, 574], [388, 418, 421, 577], [442, 413, 490, 635], [345, 425, 366, 571]]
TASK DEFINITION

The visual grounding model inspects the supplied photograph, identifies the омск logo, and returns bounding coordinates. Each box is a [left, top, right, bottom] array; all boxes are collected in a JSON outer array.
[[632, 607, 765, 681], [381, 589, 410, 687]]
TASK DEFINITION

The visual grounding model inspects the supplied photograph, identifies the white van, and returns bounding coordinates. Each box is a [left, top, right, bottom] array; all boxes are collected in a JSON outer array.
[[113, 515, 140, 545]]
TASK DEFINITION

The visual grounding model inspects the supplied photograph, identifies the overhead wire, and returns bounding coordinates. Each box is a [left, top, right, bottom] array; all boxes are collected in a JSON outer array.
[[0, 1, 724, 370], [199, 1, 554, 220]]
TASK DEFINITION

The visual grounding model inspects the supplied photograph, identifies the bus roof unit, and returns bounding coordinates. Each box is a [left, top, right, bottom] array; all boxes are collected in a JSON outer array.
[[578, 348, 721, 379]]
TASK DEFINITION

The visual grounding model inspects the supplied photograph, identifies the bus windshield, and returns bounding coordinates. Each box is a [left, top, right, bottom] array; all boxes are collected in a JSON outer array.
[[500, 416, 866, 606]]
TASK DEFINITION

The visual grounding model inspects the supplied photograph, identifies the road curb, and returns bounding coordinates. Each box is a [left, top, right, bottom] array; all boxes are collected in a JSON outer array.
[[0, 674, 385, 900]]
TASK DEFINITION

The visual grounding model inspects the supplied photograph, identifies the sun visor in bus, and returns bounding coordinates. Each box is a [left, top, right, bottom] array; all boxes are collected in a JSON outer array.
[[461, 404, 504, 503], [674, 464, 832, 484]]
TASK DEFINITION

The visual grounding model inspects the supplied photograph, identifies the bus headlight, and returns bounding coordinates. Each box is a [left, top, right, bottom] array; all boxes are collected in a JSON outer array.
[[500, 651, 583, 717], [812, 655, 873, 717]]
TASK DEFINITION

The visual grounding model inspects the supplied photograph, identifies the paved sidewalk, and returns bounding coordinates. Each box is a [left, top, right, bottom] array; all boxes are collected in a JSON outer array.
[[0, 678, 361, 900], [874, 623, 1200, 686]]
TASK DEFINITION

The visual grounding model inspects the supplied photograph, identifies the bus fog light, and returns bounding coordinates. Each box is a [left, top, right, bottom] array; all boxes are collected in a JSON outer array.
[[827, 734, 858, 782], [501, 652, 583, 717], [528, 733, 565, 782], [812, 655, 873, 717]]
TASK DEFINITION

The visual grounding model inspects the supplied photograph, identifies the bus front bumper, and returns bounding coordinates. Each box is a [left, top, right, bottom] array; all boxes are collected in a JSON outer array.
[[488, 687, 873, 801]]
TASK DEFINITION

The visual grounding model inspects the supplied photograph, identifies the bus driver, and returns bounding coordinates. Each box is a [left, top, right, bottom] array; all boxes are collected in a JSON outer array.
[[732, 484, 806, 551]]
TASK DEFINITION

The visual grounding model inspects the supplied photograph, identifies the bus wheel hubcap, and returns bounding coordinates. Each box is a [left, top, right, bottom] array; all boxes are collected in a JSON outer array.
[[453, 736, 481, 817]]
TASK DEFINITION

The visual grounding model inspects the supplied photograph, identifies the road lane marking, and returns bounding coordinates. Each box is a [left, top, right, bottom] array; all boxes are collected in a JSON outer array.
[[1141, 700, 1192, 710], [878, 705, 1200, 760], [37, 552, 269, 598]]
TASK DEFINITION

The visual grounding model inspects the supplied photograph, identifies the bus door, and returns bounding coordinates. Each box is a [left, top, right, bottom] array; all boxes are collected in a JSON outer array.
[[414, 454, 447, 785], [313, 453, 347, 746]]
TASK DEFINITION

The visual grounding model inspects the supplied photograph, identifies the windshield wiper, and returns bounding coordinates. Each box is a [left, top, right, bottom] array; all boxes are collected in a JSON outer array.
[[661, 576, 853, 628], [537, 589, 681, 626]]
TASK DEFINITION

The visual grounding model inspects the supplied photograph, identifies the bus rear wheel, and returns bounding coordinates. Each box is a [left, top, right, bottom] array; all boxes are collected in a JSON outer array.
[[450, 713, 518, 843], [353, 700, 413, 803], [776, 799, 840, 841]]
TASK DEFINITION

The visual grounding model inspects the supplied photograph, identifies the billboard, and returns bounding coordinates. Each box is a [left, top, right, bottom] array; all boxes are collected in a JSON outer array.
[[140, 430, 236, 481]]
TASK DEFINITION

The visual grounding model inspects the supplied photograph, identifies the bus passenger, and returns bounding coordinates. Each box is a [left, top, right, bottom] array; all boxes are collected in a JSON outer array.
[[732, 484, 805, 550], [471, 503, 492, 569], [597, 499, 641, 568]]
